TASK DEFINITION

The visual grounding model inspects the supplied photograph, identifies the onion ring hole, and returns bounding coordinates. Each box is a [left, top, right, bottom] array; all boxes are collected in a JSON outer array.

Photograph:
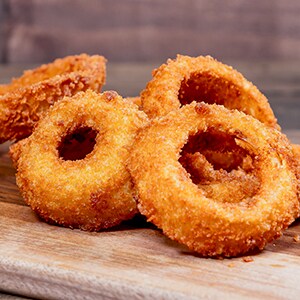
[[58, 127, 97, 161], [179, 130, 255, 186], [178, 72, 240, 107]]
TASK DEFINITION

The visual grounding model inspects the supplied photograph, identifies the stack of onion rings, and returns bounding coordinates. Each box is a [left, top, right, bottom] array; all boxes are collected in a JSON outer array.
[[129, 102, 299, 257], [14, 90, 148, 230], [3, 53, 299, 258], [137, 55, 300, 256], [140, 54, 299, 206], [0, 54, 106, 143]]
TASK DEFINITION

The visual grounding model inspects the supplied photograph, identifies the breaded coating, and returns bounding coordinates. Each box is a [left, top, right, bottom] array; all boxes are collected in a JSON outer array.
[[9, 139, 27, 169], [124, 96, 142, 109], [129, 102, 299, 257], [0, 54, 106, 143], [292, 144, 300, 177], [15, 90, 148, 231], [292, 144, 300, 196], [141, 55, 279, 129]]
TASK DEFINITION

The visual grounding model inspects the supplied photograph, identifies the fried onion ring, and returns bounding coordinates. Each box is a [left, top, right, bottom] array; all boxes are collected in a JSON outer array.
[[15, 90, 148, 230], [10, 96, 143, 169], [129, 102, 298, 257], [141, 55, 279, 129], [0, 54, 106, 143]]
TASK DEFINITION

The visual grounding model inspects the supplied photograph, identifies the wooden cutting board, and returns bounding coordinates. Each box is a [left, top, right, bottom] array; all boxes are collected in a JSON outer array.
[[1, 133, 300, 300]]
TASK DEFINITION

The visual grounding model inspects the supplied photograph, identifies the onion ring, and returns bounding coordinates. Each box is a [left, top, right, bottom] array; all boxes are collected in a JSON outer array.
[[141, 55, 279, 129], [0, 54, 106, 143], [14, 90, 148, 231], [129, 102, 298, 257], [10, 96, 143, 169]]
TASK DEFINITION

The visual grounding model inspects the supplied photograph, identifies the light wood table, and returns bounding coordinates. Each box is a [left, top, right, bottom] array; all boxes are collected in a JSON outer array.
[[0, 62, 300, 299]]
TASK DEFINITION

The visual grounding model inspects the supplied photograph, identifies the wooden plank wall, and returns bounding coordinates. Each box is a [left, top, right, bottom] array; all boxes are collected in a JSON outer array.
[[1, 0, 300, 63], [0, 0, 7, 62]]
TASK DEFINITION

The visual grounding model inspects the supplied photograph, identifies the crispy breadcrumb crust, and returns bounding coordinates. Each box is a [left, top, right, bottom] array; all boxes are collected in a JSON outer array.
[[292, 144, 300, 177], [0, 54, 106, 143], [15, 90, 148, 231], [129, 102, 299, 257], [141, 55, 279, 129], [9, 139, 27, 169], [124, 96, 141, 109], [292, 144, 300, 198]]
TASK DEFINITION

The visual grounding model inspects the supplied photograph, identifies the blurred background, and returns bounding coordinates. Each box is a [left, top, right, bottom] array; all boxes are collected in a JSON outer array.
[[0, 0, 299, 130], [1, 0, 300, 64]]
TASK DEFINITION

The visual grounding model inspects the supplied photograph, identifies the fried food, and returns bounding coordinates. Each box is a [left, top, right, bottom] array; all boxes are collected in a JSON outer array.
[[141, 55, 279, 129], [129, 102, 299, 257], [292, 144, 300, 194], [293, 143, 300, 175], [0, 54, 106, 143], [125, 96, 142, 109], [14, 90, 148, 231], [10, 96, 142, 168], [9, 139, 26, 169]]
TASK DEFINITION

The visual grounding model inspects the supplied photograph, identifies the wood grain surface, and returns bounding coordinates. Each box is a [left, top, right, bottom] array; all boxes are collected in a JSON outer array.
[[0, 63, 300, 299], [1, 0, 300, 63]]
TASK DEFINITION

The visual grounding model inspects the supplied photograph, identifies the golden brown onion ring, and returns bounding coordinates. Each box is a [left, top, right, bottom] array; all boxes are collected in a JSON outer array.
[[10, 96, 143, 168], [129, 102, 298, 257], [15, 90, 148, 231], [0, 54, 106, 143], [141, 55, 279, 129]]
